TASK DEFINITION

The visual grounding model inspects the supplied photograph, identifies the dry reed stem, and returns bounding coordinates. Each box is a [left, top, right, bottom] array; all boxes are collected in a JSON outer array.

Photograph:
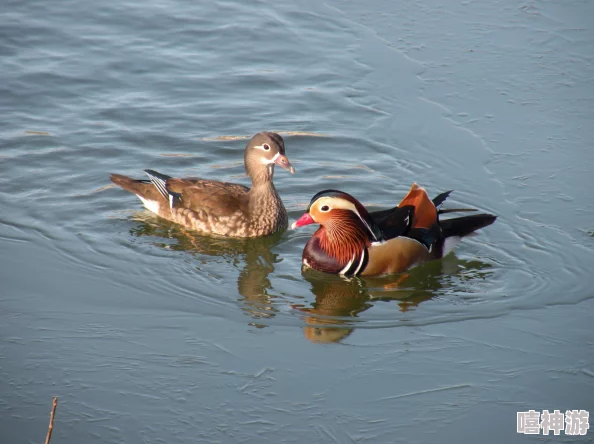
[[44, 397, 58, 444]]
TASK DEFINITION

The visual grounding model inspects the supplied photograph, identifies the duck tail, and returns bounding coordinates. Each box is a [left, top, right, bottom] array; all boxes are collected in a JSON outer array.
[[110, 173, 150, 194], [110, 173, 166, 204], [440, 213, 497, 239]]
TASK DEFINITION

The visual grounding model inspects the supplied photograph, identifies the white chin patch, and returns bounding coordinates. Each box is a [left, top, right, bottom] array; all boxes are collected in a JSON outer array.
[[138, 196, 160, 215], [262, 152, 280, 165], [443, 236, 461, 257]]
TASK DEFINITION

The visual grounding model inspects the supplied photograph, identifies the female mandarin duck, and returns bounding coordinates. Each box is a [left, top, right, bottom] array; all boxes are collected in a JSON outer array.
[[292, 183, 496, 276], [110, 132, 295, 238]]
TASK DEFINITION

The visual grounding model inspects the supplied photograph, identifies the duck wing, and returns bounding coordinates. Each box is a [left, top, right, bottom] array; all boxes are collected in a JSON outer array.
[[167, 178, 250, 218], [369, 205, 414, 239], [144, 170, 250, 219], [369, 183, 438, 240]]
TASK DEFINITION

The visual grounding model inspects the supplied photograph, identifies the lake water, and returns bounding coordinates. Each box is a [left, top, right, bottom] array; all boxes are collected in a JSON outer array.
[[1, 0, 593, 442]]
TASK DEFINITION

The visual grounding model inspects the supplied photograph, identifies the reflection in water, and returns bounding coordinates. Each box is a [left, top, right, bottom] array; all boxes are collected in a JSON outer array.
[[128, 212, 283, 325], [126, 212, 493, 341], [293, 273, 371, 343], [297, 257, 493, 343]]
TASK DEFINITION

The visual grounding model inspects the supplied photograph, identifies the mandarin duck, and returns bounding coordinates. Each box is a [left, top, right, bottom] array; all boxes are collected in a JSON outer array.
[[110, 132, 295, 237], [292, 183, 496, 276]]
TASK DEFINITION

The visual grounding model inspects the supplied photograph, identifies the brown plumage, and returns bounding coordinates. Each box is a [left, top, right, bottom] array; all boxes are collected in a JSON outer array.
[[292, 184, 496, 276], [110, 132, 295, 238], [318, 210, 370, 264]]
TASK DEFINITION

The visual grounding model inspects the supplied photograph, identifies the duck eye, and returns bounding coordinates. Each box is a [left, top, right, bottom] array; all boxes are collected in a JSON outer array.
[[320, 205, 330, 212], [263, 143, 270, 151]]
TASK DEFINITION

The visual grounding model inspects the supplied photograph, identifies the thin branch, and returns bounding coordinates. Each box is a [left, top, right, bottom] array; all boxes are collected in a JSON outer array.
[[44, 397, 58, 444]]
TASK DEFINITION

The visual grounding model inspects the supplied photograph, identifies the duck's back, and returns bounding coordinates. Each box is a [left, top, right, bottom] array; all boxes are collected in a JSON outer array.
[[168, 178, 250, 218]]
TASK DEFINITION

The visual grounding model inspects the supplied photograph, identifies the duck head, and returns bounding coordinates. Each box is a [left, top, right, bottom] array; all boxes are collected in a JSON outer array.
[[293, 190, 382, 237], [292, 190, 385, 266], [244, 132, 295, 183]]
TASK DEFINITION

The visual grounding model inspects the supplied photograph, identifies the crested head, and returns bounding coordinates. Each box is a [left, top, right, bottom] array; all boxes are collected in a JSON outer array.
[[297, 191, 373, 267], [244, 132, 295, 183], [299, 189, 384, 242], [292, 189, 385, 267], [249, 132, 286, 155], [306, 190, 361, 212]]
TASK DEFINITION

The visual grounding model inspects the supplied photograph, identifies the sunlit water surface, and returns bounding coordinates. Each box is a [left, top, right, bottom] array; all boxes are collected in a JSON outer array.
[[1, 0, 593, 443]]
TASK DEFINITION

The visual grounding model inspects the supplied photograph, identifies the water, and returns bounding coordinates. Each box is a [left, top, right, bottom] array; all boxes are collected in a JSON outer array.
[[1, 0, 593, 442]]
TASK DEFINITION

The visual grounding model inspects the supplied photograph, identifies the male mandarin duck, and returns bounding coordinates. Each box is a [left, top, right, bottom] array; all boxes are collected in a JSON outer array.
[[291, 184, 496, 276], [110, 132, 295, 238]]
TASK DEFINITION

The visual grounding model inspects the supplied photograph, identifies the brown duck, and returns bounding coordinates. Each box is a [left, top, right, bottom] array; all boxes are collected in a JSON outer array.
[[292, 183, 496, 276], [110, 132, 295, 237]]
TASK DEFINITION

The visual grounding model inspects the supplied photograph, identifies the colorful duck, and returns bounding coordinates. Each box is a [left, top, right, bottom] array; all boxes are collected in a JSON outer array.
[[292, 184, 496, 276]]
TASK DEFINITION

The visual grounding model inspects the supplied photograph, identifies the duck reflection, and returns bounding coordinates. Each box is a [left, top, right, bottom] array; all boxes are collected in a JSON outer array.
[[297, 256, 493, 343], [293, 272, 370, 343], [126, 212, 493, 341], [128, 213, 283, 324]]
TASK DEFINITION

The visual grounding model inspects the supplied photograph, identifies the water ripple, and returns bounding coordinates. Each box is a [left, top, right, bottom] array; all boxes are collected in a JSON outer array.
[[1, 0, 592, 347]]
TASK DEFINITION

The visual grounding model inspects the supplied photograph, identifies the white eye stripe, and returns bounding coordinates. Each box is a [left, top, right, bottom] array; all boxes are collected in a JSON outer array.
[[314, 197, 378, 241], [254, 144, 273, 151]]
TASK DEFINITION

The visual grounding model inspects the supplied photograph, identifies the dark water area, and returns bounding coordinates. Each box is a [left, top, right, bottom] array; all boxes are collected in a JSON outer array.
[[1, 0, 593, 442]]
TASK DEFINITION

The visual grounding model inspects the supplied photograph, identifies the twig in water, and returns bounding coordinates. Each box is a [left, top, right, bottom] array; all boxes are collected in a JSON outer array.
[[44, 397, 58, 444]]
